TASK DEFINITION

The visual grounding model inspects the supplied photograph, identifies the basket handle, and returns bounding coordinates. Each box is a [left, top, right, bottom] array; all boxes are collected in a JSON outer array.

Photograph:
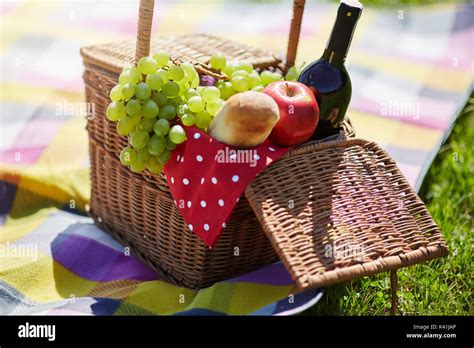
[[286, 0, 306, 68], [135, 0, 306, 68], [135, 0, 155, 63]]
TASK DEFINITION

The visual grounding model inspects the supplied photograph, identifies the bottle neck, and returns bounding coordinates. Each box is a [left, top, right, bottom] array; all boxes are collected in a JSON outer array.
[[325, 1, 363, 65], [322, 48, 346, 68]]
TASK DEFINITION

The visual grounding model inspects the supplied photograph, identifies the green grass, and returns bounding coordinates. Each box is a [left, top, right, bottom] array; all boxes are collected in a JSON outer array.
[[304, 93, 473, 315]]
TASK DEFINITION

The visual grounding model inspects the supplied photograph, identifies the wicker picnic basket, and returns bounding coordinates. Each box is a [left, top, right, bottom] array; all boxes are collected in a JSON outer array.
[[81, 0, 448, 309]]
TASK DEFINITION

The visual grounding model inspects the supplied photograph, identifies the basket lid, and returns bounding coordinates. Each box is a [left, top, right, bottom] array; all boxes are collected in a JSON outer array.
[[80, 33, 283, 78], [245, 138, 448, 291]]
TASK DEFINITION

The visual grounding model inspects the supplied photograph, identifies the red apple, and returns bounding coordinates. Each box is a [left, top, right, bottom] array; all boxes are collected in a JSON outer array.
[[263, 81, 319, 147]]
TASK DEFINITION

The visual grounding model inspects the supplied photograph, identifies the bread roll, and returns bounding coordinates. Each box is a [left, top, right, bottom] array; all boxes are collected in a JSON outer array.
[[208, 91, 280, 148]]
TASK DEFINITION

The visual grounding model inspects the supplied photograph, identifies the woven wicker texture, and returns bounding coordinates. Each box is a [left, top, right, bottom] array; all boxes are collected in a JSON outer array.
[[245, 139, 449, 290], [84, 56, 354, 288], [81, 33, 283, 80]]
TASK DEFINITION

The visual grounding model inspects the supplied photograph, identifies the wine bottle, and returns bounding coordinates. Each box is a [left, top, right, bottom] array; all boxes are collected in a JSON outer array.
[[298, 0, 363, 129]]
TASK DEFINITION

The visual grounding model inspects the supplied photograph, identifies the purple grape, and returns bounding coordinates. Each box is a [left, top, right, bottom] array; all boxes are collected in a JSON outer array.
[[200, 75, 216, 86]]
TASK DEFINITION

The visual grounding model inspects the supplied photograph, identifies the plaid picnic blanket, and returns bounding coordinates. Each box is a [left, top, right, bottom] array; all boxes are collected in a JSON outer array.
[[0, 0, 472, 315]]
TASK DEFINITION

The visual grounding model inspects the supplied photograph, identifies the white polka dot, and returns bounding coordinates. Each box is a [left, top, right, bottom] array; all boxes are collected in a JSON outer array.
[[187, 201, 192, 208], [171, 177, 175, 184], [232, 175, 239, 182], [200, 177, 205, 184], [211, 177, 217, 184], [269, 146, 276, 152], [196, 155, 203, 162], [222, 223, 227, 228], [254, 154, 260, 160], [218, 199, 224, 207], [188, 224, 193, 231], [183, 178, 189, 185], [204, 223, 210, 231], [194, 133, 201, 139], [176, 155, 181, 161], [200, 200, 207, 208], [236, 198, 240, 202], [180, 157, 185, 163]]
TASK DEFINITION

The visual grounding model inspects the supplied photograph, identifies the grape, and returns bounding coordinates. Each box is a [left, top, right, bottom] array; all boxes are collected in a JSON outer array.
[[190, 74, 200, 88], [162, 81, 180, 98], [148, 135, 166, 155], [201, 86, 220, 103], [187, 70, 199, 84], [129, 113, 142, 127], [235, 60, 253, 73], [139, 117, 155, 132], [187, 96, 205, 113], [137, 147, 150, 163], [168, 95, 182, 107], [218, 81, 236, 100], [222, 61, 235, 77], [146, 74, 164, 91], [181, 62, 197, 76], [129, 66, 141, 81], [153, 50, 170, 68], [285, 66, 299, 81], [138, 56, 158, 75], [120, 147, 137, 166], [106, 101, 126, 121], [147, 156, 164, 174], [177, 103, 190, 117], [248, 71, 262, 88], [152, 92, 168, 107], [206, 99, 224, 116], [166, 136, 177, 150], [231, 76, 249, 92], [117, 116, 135, 136], [272, 72, 284, 82], [177, 81, 188, 96], [168, 64, 185, 81], [181, 113, 196, 126], [135, 82, 152, 100], [196, 86, 204, 95], [130, 130, 150, 149], [181, 79, 192, 89], [185, 88, 199, 101], [156, 148, 171, 164], [158, 105, 176, 120], [142, 99, 159, 119], [126, 99, 142, 117], [251, 85, 264, 92], [154, 118, 170, 136], [109, 85, 122, 101], [210, 52, 226, 70], [200, 75, 216, 86], [156, 69, 169, 84], [260, 70, 274, 86], [121, 83, 135, 100], [195, 110, 211, 129], [119, 67, 140, 84], [130, 160, 147, 173], [169, 125, 186, 144], [232, 70, 249, 78]]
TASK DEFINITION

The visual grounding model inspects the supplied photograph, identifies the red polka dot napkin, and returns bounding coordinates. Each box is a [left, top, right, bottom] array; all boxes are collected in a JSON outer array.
[[164, 126, 290, 248]]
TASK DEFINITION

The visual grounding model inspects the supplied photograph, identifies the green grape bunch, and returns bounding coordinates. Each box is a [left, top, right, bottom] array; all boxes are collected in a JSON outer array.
[[106, 50, 197, 174], [209, 52, 302, 100], [106, 50, 301, 174]]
